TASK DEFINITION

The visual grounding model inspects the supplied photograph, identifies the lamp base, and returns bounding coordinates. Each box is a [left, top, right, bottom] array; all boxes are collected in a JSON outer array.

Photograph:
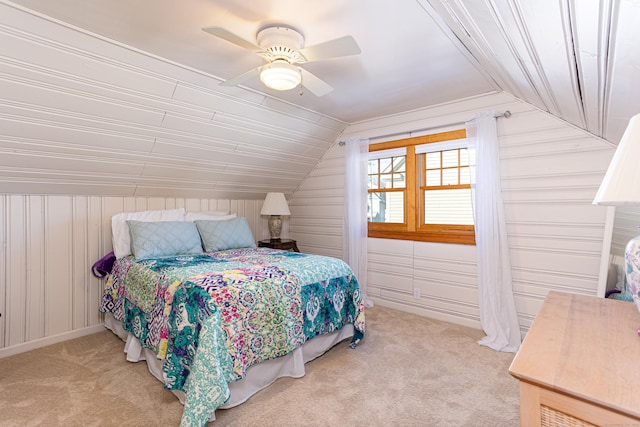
[[268, 215, 282, 240], [625, 235, 640, 319]]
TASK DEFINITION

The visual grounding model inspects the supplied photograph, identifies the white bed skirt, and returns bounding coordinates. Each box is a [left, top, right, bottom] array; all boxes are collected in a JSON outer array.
[[104, 314, 354, 420]]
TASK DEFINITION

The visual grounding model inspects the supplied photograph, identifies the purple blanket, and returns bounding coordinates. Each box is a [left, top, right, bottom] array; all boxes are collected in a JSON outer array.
[[92, 251, 116, 278]]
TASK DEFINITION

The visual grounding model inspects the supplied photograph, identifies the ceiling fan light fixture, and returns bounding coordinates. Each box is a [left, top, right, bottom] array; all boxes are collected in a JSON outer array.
[[260, 61, 301, 91]]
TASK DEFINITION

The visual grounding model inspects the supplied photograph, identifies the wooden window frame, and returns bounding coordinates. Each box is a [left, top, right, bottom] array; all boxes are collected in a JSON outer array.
[[368, 129, 476, 245]]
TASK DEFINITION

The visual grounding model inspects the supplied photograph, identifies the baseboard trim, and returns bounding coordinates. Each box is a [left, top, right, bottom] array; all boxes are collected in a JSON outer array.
[[370, 296, 482, 330], [0, 324, 106, 359]]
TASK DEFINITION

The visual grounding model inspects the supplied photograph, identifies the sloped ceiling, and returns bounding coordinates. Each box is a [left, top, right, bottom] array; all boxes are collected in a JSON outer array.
[[1, 0, 639, 198], [425, 0, 640, 144], [4, 0, 497, 123]]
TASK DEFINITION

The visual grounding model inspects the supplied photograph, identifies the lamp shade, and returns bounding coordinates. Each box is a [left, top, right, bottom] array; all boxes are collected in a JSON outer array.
[[260, 61, 301, 91], [593, 113, 640, 206], [260, 192, 291, 216]]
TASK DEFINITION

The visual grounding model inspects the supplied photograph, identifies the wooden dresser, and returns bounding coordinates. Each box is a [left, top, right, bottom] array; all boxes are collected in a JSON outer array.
[[509, 291, 640, 426]]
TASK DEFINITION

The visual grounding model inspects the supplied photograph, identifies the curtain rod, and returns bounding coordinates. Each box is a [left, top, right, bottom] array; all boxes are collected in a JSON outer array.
[[338, 110, 511, 146]]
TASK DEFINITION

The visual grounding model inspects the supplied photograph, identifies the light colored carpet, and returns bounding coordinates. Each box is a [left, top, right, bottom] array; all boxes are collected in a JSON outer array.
[[0, 306, 520, 426]]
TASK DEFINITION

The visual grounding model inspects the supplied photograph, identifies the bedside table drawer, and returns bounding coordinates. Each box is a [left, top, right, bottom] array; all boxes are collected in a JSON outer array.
[[258, 239, 300, 252]]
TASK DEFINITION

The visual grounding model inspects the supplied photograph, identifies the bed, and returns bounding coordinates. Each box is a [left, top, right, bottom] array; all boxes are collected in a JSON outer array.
[[98, 209, 365, 426]]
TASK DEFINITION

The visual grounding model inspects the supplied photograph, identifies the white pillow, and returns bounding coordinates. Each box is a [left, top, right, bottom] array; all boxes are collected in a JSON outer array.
[[199, 210, 230, 216], [185, 212, 236, 222], [111, 208, 186, 258]]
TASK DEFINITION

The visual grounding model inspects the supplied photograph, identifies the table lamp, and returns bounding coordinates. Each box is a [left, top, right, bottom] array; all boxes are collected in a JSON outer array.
[[260, 192, 291, 241], [593, 113, 640, 325]]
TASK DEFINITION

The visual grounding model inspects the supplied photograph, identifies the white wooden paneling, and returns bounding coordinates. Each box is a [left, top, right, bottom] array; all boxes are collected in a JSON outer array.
[[26, 195, 45, 341], [171, 84, 338, 141], [0, 195, 277, 355], [0, 3, 346, 199], [0, 116, 157, 154], [0, 24, 178, 99], [610, 207, 640, 258], [0, 60, 213, 120], [289, 147, 344, 257], [423, 0, 638, 144], [45, 196, 73, 336], [368, 238, 414, 298], [87, 196, 105, 326], [0, 151, 146, 176], [7, 195, 26, 346], [72, 197, 88, 330], [0, 76, 166, 127], [0, 195, 5, 346], [603, 0, 640, 142], [291, 92, 614, 336]]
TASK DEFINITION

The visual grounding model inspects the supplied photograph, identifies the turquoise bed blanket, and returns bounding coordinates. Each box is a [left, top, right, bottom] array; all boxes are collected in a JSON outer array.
[[100, 247, 365, 426]]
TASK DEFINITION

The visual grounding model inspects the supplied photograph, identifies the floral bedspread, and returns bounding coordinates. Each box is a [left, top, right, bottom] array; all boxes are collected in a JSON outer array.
[[100, 248, 365, 426]]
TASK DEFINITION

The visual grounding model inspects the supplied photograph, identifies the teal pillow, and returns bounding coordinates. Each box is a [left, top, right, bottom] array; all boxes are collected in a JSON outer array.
[[195, 217, 256, 252], [127, 220, 203, 260]]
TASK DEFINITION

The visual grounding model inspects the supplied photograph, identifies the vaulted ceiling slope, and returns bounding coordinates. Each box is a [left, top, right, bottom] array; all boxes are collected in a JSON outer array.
[[0, 1, 638, 198], [425, 0, 640, 144], [0, 2, 348, 198]]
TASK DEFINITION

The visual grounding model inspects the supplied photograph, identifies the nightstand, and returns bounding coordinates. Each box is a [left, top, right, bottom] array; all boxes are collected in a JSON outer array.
[[258, 239, 300, 252]]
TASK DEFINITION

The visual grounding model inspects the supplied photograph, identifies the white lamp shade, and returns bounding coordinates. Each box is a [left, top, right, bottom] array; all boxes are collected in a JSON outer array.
[[260, 61, 301, 91], [593, 113, 640, 206], [260, 192, 291, 216]]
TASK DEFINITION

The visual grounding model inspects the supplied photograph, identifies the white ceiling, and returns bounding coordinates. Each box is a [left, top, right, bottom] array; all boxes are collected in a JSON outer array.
[[8, 0, 640, 143], [6, 0, 497, 124]]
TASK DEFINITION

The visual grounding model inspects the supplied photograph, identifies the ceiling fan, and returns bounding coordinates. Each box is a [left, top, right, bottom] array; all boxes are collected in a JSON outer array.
[[202, 25, 361, 96]]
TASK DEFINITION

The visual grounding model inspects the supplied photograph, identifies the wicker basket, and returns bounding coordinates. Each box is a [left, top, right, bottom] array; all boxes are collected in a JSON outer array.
[[541, 405, 598, 427]]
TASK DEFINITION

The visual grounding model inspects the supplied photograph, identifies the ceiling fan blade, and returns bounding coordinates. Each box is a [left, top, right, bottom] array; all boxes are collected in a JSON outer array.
[[220, 66, 263, 87], [202, 26, 262, 52], [300, 68, 333, 97], [298, 36, 361, 62]]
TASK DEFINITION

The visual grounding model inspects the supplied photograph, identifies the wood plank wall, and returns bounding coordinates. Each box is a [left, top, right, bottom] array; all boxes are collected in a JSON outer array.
[[0, 2, 345, 199], [0, 93, 617, 355], [0, 196, 278, 356], [610, 207, 640, 258], [290, 92, 615, 334]]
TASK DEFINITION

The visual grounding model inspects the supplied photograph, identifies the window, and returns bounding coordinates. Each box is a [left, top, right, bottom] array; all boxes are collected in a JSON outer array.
[[367, 129, 475, 245], [367, 148, 406, 224]]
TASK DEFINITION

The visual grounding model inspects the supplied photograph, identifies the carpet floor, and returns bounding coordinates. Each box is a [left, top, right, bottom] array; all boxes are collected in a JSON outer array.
[[0, 305, 520, 426]]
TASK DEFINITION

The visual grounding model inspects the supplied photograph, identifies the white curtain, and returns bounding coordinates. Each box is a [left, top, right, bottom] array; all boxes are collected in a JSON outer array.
[[343, 136, 373, 308], [466, 111, 521, 353]]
